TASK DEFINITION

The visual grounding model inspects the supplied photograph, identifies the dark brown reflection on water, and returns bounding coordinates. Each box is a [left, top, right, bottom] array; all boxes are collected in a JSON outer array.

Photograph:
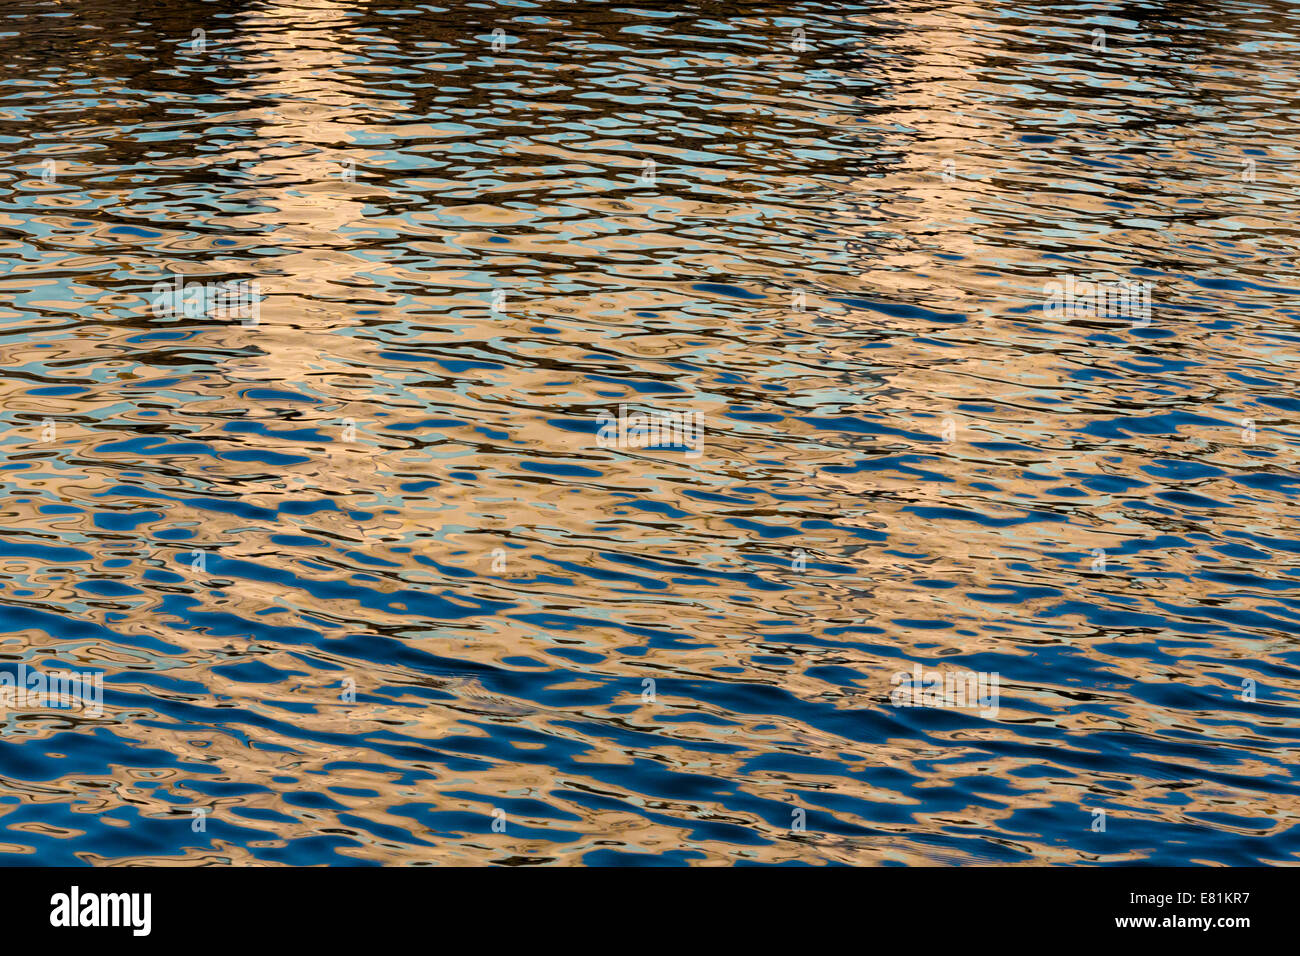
[[0, 0, 1296, 865]]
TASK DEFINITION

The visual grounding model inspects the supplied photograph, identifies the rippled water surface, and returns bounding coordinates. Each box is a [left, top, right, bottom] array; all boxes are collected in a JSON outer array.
[[1, 0, 1299, 866]]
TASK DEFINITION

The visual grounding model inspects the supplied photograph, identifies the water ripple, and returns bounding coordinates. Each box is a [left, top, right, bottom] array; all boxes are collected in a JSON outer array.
[[0, 0, 1297, 866]]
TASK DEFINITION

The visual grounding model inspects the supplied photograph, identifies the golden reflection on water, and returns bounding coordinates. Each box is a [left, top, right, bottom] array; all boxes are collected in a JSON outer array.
[[0, 0, 1297, 866]]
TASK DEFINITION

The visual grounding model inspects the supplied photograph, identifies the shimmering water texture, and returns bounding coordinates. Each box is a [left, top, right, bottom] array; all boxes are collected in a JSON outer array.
[[0, 0, 1298, 867]]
